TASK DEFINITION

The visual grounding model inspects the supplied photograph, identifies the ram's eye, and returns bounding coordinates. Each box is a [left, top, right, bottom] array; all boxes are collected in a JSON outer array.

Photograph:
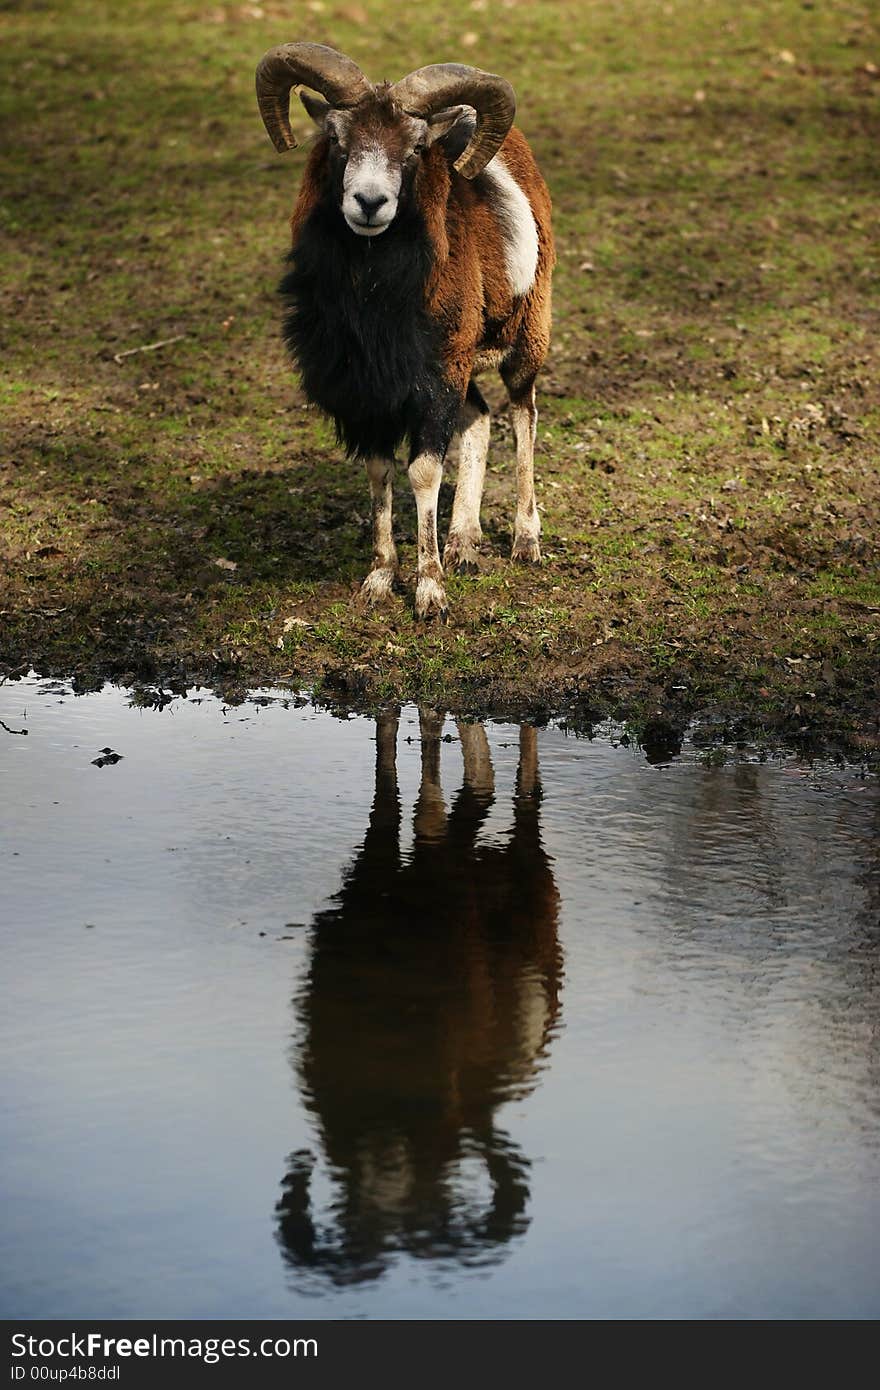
[[413, 141, 426, 155], [328, 131, 340, 145]]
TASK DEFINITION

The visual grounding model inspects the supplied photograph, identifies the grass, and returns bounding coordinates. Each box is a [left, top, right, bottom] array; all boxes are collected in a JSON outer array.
[[0, 0, 878, 744]]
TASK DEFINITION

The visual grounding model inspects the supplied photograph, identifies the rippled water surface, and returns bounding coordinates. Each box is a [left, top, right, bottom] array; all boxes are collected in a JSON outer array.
[[1, 675, 878, 1319]]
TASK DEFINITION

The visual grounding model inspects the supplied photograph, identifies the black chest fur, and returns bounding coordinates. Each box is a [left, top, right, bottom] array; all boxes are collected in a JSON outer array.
[[280, 204, 450, 460]]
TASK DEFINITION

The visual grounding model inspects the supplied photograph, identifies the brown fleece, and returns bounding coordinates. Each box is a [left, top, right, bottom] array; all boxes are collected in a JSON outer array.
[[417, 127, 555, 395], [289, 122, 555, 402]]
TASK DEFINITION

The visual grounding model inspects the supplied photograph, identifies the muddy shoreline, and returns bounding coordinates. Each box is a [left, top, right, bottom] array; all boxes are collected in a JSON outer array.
[[4, 641, 877, 766]]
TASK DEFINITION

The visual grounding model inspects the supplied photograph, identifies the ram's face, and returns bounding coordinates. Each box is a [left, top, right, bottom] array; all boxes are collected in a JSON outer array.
[[328, 108, 426, 237], [301, 93, 465, 238]]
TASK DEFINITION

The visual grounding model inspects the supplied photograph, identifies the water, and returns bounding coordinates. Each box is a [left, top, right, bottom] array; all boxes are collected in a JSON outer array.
[[1, 674, 878, 1319]]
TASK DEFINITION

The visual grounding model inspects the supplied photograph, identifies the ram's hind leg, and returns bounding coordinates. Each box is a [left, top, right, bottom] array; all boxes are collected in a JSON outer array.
[[506, 375, 541, 564], [361, 456, 399, 604], [444, 381, 490, 574]]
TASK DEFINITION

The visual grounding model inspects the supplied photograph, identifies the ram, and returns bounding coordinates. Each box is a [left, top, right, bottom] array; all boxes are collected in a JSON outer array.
[[256, 42, 555, 618]]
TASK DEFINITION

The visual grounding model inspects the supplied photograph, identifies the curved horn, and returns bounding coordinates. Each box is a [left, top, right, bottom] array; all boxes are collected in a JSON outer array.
[[389, 63, 515, 178], [255, 42, 373, 153]]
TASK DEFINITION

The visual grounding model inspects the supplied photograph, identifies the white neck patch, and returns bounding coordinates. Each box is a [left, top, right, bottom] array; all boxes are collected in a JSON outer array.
[[481, 154, 539, 297]]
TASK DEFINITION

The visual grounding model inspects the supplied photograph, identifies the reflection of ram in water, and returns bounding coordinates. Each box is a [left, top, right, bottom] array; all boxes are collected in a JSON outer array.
[[276, 711, 562, 1285]]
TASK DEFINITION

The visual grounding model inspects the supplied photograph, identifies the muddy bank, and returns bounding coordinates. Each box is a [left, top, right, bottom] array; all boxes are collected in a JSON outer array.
[[3, 653, 876, 768]]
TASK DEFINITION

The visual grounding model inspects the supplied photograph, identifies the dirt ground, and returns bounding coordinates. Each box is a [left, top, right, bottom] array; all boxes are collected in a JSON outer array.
[[1, 1, 878, 750]]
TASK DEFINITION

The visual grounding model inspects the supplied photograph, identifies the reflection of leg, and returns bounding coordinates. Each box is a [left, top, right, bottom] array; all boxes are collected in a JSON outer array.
[[456, 721, 494, 799], [358, 710, 402, 876], [444, 382, 490, 573], [516, 724, 539, 799], [448, 721, 495, 842], [374, 709, 400, 804], [414, 708, 447, 842], [361, 456, 398, 603]]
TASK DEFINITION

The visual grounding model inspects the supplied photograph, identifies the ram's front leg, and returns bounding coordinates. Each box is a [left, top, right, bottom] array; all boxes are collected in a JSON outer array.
[[409, 450, 447, 620], [408, 395, 461, 619], [361, 456, 399, 604]]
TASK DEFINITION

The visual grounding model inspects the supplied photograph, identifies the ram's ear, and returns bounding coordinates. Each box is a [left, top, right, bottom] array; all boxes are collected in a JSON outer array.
[[299, 90, 333, 127], [425, 104, 470, 145]]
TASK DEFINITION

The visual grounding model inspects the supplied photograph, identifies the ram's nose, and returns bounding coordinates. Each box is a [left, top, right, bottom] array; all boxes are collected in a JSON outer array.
[[354, 191, 389, 224]]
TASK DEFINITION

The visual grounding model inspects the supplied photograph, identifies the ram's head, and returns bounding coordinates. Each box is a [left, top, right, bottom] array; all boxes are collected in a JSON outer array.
[[255, 43, 515, 236]]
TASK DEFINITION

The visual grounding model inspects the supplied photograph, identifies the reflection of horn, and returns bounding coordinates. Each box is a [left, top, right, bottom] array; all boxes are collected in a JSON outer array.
[[277, 711, 561, 1285], [275, 1150, 320, 1267], [276, 1133, 531, 1279], [477, 1129, 531, 1247]]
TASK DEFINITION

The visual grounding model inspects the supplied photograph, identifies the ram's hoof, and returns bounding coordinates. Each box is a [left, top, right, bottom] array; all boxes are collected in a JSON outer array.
[[511, 534, 542, 564], [360, 566, 399, 605], [443, 530, 483, 575], [415, 575, 449, 622]]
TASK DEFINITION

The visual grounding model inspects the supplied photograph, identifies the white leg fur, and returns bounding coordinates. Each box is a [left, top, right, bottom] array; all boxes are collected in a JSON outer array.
[[510, 387, 541, 563], [361, 456, 398, 603], [444, 395, 490, 573], [409, 452, 448, 619]]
